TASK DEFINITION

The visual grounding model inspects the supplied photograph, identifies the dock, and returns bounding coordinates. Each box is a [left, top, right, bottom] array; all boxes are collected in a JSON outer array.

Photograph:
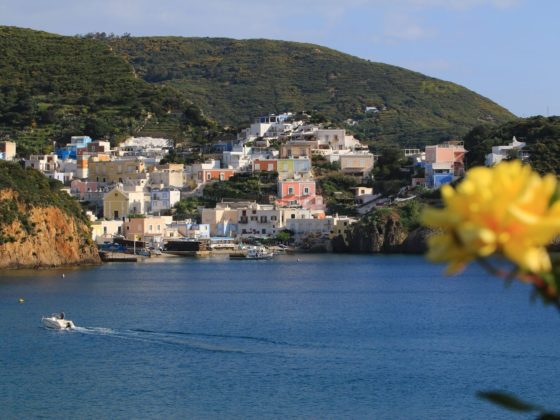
[[99, 251, 139, 262]]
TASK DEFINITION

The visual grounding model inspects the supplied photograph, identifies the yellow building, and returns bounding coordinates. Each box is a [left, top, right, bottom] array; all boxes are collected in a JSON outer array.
[[201, 203, 241, 236], [0, 141, 16, 160], [89, 158, 146, 183], [103, 186, 147, 219], [148, 163, 185, 188], [91, 220, 124, 244], [279, 141, 314, 159], [339, 153, 374, 176], [103, 188, 129, 220]]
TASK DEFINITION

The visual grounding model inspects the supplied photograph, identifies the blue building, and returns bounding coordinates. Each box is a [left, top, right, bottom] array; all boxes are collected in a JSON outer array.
[[56, 136, 92, 160], [425, 162, 454, 188]]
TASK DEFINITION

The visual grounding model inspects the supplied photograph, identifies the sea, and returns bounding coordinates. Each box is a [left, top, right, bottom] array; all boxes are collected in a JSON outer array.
[[1, 254, 560, 419]]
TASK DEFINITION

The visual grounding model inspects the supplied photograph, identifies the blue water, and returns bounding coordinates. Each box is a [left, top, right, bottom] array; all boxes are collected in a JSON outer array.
[[1, 254, 560, 419]]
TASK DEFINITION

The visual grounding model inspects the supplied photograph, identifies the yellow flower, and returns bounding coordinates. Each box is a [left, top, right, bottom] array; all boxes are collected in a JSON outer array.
[[421, 161, 560, 274]]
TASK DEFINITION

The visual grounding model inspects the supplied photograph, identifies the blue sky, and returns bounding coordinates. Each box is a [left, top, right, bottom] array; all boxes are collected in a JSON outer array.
[[1, 0, 557, 117]]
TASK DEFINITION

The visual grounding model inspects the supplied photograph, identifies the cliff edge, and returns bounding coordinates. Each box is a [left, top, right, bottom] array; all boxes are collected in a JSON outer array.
[[331, 208, 432, 254], [0, 162, 100, 269]]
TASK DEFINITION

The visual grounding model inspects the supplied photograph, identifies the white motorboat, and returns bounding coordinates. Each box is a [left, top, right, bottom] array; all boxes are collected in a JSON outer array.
[[230, 246, 274, 260], [42, 314, 75, 330]]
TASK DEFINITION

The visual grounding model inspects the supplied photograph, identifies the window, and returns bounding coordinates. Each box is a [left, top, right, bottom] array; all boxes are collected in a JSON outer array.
[[271, 215, 277, 221], [207, 173, 211, 180], [255, 163, 261, 170], [291, 214, 295, 219], [149, 225, 153, 231], [157, 225, 161, 231], [262, 229, 266, 234], [303, 187, 309, 195], [288, 187, 294, 195], [250, 216, 258, 221]]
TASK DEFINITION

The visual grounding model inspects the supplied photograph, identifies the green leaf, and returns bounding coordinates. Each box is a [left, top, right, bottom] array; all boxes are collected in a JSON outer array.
[[477, 391, 540, 413]]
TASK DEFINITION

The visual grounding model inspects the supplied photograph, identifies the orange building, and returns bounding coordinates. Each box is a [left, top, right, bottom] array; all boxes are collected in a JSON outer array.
[[198, 168, 236, 183], [253, 159, 277, 172]]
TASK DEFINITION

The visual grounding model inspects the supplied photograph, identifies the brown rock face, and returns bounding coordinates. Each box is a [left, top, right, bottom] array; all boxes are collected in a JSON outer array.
[[0, 193, 100, 269], [331, 211, 432, 254], [333, 210, 408, 253]]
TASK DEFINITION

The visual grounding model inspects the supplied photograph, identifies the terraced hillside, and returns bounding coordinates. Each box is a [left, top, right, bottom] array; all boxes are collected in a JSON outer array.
[[0, 27, 516, 153], [108, 36, 515, 146], [0, 27, 208, 155]]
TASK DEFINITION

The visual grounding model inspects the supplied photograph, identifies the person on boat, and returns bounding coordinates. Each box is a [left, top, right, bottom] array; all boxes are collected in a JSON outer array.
[[59, 312, 65, 320]]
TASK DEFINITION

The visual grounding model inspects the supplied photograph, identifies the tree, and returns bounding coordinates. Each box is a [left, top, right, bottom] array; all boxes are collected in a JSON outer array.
[[173, 198, 201, 221], [372, 146, 406, 181]]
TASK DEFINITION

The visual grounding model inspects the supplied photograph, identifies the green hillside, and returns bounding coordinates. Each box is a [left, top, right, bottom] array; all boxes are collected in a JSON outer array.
[[0, 27, 516, 153], [464, 116, 560, 174], [0, 27, 209, 155], [107, 36, 515, 146]]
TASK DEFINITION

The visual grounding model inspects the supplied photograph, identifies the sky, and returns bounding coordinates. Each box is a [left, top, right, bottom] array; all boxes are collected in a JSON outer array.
[[1, 0, 558, 117]]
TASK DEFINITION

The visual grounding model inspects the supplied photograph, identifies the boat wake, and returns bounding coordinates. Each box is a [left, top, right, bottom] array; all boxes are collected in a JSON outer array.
[[71, 326, 301, 356]]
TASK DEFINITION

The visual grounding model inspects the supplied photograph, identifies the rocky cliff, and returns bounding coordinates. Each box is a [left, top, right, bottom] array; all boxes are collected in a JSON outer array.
[[0, 163, 100, 269], [331, 209, 431, 254]]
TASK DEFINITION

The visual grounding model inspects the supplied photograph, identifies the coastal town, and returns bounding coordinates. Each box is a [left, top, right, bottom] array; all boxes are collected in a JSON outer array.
[[2, 7, 559, 419], [0, 111, 528, 258]]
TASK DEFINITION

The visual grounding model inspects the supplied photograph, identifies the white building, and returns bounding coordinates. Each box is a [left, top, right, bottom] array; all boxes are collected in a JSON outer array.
[[149, 164, 185, 188], [238, 113, 302, 143], [485, 137, 528, 166], [25, 154, 59, 172], [150, 188, 181, 214], [237, 203, 282, 237]]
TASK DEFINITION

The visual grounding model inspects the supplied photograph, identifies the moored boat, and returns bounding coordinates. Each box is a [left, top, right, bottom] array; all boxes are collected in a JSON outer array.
[[230, 246, 274, 260]]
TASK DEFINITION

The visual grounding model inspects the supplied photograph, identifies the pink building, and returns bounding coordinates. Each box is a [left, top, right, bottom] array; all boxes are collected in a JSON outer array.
[[425, 141, 466, 177], [276, 179, 324, 211], [70, 180, 99, 199], [123, 216, 172, 243]]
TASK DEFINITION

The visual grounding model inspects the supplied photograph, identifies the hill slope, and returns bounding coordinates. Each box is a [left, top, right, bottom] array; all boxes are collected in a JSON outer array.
[[107, 36, 515, 146], [464, 116, 560, 173], [0, 27, 208, 155]]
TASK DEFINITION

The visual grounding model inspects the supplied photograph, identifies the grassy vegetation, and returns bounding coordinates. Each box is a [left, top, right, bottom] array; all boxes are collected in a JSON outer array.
[[317, 173, 359, 216], [202, 172, 278, 206], [107, 36, 515, 146], [0, 26, 210, 155]]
